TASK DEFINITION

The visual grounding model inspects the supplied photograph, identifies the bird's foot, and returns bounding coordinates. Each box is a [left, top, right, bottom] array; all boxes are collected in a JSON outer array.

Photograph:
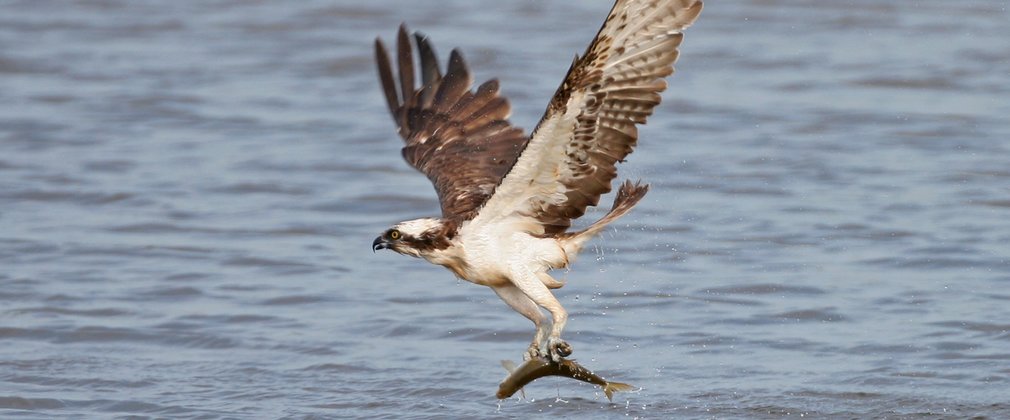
[[547, 337, 572, 362], [523, 342, 544, 361]]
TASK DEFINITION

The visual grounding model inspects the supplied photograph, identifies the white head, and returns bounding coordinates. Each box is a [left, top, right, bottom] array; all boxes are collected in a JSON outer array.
[[372, 217, 456, 258]]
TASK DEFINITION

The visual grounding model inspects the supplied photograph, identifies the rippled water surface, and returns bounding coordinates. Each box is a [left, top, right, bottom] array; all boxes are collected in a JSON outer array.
[[2, 0, 1009, 418]]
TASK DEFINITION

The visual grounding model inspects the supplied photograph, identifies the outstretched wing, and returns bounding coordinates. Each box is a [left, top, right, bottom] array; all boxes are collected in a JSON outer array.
[[474, 0, 703, 235], [375, 25, 528, 221]]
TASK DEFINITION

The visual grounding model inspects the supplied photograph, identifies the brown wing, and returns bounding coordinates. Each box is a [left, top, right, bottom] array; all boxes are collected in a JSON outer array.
[[375, 24, 528, 221], [474, 0, 703, 235]]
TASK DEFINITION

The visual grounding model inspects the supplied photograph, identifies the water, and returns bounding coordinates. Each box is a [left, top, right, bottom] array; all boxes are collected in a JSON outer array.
[[2, 0, 1008, 418]]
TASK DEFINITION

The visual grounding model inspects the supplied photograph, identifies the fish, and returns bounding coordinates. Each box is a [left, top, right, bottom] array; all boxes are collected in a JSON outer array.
[[497, 356, 635, 401]]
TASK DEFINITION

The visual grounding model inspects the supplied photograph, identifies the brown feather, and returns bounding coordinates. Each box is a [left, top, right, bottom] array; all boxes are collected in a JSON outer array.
[[375, 1, 700, 229], [374, 39, 400, 123], [414, 32, 442, 108], [375, 25, 528, 221], [396, 25, 414, 115], [495, 0, 703, 235], [431, 50, 473, 114]]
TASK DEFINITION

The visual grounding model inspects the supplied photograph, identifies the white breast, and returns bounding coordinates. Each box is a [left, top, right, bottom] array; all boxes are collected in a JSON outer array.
[[454, 217, 569, 287]]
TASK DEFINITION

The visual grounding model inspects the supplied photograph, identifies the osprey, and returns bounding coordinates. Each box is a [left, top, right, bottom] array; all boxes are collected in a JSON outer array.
[[372, 0, 703, 361]]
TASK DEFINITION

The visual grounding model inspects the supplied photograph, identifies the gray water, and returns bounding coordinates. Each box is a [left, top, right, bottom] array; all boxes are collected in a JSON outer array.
[[2, 0, 1009, 418]]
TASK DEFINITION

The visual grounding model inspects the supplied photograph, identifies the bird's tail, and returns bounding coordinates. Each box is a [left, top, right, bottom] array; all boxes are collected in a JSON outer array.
[[602, 381, 635, 402], [594, 180, 649, 234], [560, 180, 649, 253]]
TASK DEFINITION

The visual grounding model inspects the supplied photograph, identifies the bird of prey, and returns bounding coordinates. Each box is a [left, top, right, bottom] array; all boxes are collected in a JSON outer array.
[[372, 0, 703, 362]]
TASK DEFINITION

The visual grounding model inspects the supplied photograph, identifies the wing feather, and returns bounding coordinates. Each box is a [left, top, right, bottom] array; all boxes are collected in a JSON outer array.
[[375, 25, 528, 221], [396, 28, 414, 108], [474, 0, 703, 235], [414, 33, 442, 108], [375, 40, 400, 120], [430, 50, 472, 115]]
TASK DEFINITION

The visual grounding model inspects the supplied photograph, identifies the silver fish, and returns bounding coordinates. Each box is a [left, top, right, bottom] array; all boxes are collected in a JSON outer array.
[[497, 357, 634, 401]]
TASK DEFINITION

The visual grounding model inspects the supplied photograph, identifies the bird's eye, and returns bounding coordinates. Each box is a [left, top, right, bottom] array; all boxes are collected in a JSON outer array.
[[389, 230, 401, 240]]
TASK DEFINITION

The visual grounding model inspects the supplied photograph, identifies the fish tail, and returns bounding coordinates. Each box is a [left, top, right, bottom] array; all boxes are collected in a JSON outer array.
[[603, 381, 635, 402]]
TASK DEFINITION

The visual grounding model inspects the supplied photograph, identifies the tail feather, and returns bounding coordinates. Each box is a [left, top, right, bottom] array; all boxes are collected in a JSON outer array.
[[604, 179, 649, 224], [563, 179, 649, 241], [602, 381, 635, 402]]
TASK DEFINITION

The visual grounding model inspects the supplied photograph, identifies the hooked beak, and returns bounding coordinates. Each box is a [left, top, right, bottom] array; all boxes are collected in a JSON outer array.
[[372, 236, 388, 252]]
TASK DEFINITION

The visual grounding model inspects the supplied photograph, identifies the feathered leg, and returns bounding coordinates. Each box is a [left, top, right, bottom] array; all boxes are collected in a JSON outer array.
[[492, 284, 549, 361], [507, 268, 572, 362]]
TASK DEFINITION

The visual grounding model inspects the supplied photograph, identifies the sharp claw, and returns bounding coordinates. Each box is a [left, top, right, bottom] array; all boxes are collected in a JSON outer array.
[[556, 341, 572, 357], [524, 343, 542, 361], [547, 338, 572, 362]]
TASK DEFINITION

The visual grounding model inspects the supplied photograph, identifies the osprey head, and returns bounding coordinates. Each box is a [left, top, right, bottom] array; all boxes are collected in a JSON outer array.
[[372, 218, 456, 258]]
